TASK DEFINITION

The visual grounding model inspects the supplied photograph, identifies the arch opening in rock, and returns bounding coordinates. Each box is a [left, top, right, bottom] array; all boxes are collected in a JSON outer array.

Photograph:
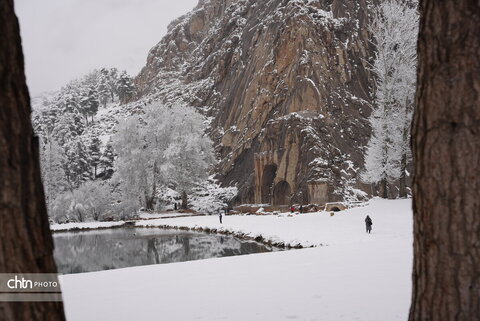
[[261, 164, 277, 204], [273, 180, 291, 206], [244, 187, 254, 204]]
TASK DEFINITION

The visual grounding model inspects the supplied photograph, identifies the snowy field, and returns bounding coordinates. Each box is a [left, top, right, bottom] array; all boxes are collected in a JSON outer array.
[[138, 212, 206, 220], [50, 221, 126, 232], [60, 198, 413, 321]]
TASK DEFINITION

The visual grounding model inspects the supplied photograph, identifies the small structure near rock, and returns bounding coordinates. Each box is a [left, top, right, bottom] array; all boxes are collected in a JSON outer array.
[[325, 203, 347, 212]]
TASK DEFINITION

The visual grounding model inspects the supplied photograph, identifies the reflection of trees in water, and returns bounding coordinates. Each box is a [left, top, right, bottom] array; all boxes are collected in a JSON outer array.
[[147, 238, 160, 264], [54, 229, 274, 274]]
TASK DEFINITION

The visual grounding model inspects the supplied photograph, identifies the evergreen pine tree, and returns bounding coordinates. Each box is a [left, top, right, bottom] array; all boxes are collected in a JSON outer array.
[[87, 86, 99, 122], [89, 137, 102, 179], [79, 89, 91, 124], [52, 110, 85, 146], [100, 140, 115, 179], [116, 71, 135, 104], [97, 73, 110, 108], [108, 68, 119, 102], [65, 140, 91, 188], [63, 91, 80, 114]]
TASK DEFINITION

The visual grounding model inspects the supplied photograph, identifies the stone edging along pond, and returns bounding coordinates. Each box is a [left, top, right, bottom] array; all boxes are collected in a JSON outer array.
[[137, 223, 319, 249], [50, 222, 128, 233]]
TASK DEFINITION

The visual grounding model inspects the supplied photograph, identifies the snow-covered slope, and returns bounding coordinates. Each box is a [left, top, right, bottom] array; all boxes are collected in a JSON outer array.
[[60, 198, 413, 321]]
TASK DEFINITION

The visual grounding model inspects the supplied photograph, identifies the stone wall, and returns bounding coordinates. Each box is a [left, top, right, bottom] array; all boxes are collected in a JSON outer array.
[[307, 182, 330, 205]]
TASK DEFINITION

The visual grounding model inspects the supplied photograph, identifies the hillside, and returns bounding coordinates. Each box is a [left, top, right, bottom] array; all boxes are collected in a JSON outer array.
[[33, 0, 378, 212], [134, 0, 375, 205]]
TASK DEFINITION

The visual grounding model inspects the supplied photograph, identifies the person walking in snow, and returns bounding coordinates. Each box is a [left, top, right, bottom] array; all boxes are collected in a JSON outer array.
[[365, 215, 373, 234], [219, 212, 223, 224]]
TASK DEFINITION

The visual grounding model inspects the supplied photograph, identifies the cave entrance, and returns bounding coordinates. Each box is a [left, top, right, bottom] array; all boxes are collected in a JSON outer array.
[[261, 165, 277, 204], [273, 180, 291, 206]]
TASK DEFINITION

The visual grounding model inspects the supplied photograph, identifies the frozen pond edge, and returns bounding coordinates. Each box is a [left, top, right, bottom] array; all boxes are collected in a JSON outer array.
[[51, 220, 314, 249]]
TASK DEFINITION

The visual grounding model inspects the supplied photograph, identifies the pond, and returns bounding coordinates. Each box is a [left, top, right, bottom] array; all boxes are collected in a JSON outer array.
[[53, 228, 281, 274]]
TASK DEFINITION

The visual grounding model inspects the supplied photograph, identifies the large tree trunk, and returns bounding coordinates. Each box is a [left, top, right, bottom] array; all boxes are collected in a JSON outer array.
[[409, 1, 480, 320], [181, 191, 188, 209], [399, 151, 407, 198], [380, 178, 388, 199], [0, 1, 65, 321]]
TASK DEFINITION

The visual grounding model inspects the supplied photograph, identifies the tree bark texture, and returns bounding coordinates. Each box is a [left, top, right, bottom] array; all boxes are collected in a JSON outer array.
[[381, 178, 388, 199], [0, 1, 65, 320], [399, 152, 408, 198], [409, 1, 480, 320], [182, 191, 188, 209]]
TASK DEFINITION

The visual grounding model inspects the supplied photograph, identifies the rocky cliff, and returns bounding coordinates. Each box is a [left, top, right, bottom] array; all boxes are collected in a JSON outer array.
[[134, 0, 375, 206]]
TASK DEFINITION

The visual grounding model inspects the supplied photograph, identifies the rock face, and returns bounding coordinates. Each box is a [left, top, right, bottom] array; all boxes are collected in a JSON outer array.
[[135, 0, 375, 206]]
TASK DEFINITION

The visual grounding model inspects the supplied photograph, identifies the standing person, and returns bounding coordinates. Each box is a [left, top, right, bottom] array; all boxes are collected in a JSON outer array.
[[300, 205, 303, 214], [365, 215, 373, 234], [219, 212, 223, 224]]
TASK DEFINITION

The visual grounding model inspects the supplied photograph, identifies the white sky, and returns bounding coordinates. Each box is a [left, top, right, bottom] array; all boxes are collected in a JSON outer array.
[[15, 0, 198, 96]]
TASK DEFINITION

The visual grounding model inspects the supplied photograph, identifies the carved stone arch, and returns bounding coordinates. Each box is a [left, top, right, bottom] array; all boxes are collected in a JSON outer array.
[[261, 164, 277, 204], [273, 180, 292, 206]]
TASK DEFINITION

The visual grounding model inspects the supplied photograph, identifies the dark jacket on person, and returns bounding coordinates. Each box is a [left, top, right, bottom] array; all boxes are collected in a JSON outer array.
[[365, 216, 373, 226]]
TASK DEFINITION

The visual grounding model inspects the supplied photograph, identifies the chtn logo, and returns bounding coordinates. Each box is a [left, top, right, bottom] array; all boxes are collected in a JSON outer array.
[[7, 275, 33, 289]]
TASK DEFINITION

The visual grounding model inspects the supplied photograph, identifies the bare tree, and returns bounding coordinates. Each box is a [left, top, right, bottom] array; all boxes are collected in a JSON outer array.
[[409, 0, 480, 320], [0, 1, 65, 320]]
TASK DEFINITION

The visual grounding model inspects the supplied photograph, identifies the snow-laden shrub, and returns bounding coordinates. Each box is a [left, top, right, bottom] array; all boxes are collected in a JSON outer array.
[[189, 177, 237, 215], [50, 181, 115, 223], [156, 187, 181, 210], [154, 177, 237, 215]]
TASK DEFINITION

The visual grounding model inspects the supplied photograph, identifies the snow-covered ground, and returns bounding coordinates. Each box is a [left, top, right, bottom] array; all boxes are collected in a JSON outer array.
[[60, 198, 413, 321], [138, 212, 204, 220], [50, 221, 126, 232]]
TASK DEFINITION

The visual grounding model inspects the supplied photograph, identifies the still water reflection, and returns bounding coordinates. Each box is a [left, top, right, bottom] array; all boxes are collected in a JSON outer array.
[[53, 228, 279, 274]]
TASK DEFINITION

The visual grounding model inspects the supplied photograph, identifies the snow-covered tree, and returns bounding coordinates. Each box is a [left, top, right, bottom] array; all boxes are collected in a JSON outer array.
[[49, 179, 120, 223], [62, 89, 81, 114], [361, 103, 403, 196], [65, 139, 91, 188], [160, 107, 216, 208], [100, 140, 115, 178], [361, 0, 418, 198], [107, 68, 119, 102], [79, 86, 99, 124], [75, 181, 113, 221], [97, 69, 111, 107], [39, 138, 69, 214], [116, 71, 135, 104], [89, 136, 102, 178], [51, 111, 84, 146], [188, 177, 238, 214], [32, 105, 59, 139], [86, 86, 99, 121], [112, 103, 215, 211]]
